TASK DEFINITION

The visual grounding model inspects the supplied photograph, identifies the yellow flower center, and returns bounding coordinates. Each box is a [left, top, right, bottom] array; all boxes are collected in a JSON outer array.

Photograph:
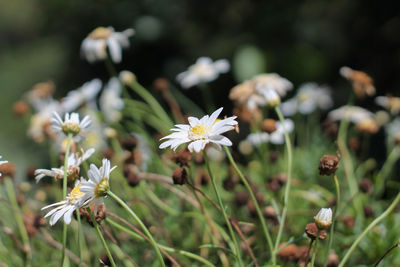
[[298, 92, 309, 102], [94, 177, 110, 198], [67, 184, 84, 204], [62, 122, 81, 136], [189, 125, 210, 140], [191, 63, 211, 76], [89, 27, 112, 40]]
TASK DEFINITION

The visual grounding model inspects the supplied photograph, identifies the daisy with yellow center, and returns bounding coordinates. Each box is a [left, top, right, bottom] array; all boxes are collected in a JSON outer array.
[[42, 179, 86, 225], [51, 112, 91, 140], [80, 158, 117, 214], [159, 107, 238, 153]]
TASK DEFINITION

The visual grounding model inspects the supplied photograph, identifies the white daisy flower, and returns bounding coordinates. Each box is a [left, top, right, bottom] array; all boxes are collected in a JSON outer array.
[[51, 112, 91, 140], [61, 79, 102, 112], [314, 208, 332, 229], [28, 100, 62, 143], [159, 107, 237, 153], [100, 77, 124, 123], [35, 148, 95, 183], [252, 73, 293, 97], [81, 27, 135, 64], [176, 57, 230, 89], [42, 179, 86, 225], [246, 119, 294, 146], [80, 159, 117, 214], [0, 156, 8, 177], [328, 106, 374, 124], [247, 132, 270, 146]]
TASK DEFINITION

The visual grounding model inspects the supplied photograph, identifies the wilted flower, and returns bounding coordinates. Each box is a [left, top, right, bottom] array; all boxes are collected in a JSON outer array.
[[319, 154, 340, 176], [61, 79, 102, 112], [35, 148, 95, 183], [41, 179, 86, 225], [0, 156, 8, 177], [51, 112, 91, 140], [80, 159, 117, 214], [314, 208, 332, 229], [159, 107, 237, 153], [229, 81, 267, 111], [375, 96, 400, 115], [176, 57, 230, 89], [81, 27, 135, 63], [328, 106, 374, 124], [340, 66, 376, 98], [281, 83, 333, 116], [100, 77, 124, 123]]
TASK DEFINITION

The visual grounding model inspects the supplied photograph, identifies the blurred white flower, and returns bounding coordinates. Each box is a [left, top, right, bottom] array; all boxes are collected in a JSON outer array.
[[328, 106, 374, 124], [247, 132, 270, 146], [100, 77, 124, 123], [51, 112, 91, 140], [252, 73, 293, 97], [61, 79, 102, 112], [375, 96, 400, 115], [206, 146, 226, 162], [386, 117, 400, 144], [0, 156, 8, 177], [35, 148, 95, 183], [28, 100, 61, 143], [281, 83, 333, 116], [159, 107, 237, 153], [176, 57, 230, 89], [80, 109, 107, 151], [80, 159, 117, 214], [42, 179, 86, 225], [229, 80, 267, 110], [246, 119, 294, 146], [81, 27, 135, 63]]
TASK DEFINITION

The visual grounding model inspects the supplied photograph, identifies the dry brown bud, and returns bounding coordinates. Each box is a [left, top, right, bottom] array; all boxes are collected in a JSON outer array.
[[13, 101, 30, 117], [102, 148, 114, 160], [327, 250, 340, 267], [121, 135, 138, 151], [278, 243, 299, 262], [172, 167, 187, 185], [80, 204, 107, 226], [342, 215, 355, 228], [305, 223, 327, 240], [153, 78, 170, 92], [26, 166, 37, 181], [363, 205, 374, 218], [263, 206, 277, 220], [318, 154, 340, 176], [123, 164, 141, 187], [261, 119, 277, 133], [0, 162, 16, 180], [169, 149, 192, 167], [359, 178, 373, 194], [223, 177, 237, 191]]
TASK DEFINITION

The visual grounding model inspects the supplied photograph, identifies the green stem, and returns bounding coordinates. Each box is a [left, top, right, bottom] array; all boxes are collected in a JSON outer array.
[[324, 174, 340, 267], [105, 55, 118, 77], [106, 218, 215, 267], [203, 151, 243, 266], [375, 146, 400, 197], [224, 147, 274, 257], [107, 190, 165, 267], [127, 81, 173, 128], [373, 242, 399, 267], [62, 133, 73, 265], [339, 192, 400, 267], [273, 106, 293, 264], [4, 177, 32, 267], [87, 208, 116, 267], [310, 229, 320, 267], [76, 209, 83, 267]]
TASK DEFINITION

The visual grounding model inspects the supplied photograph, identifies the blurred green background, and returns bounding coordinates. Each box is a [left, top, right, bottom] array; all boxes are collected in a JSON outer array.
[[1, 0, 399, 174]]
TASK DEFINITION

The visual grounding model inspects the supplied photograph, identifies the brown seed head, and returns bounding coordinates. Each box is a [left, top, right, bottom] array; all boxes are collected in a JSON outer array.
[[359, 178, 373, 194], [123, 164, 141, 187], [261, 119, 277, 133], [327, 250, 340, 267], [26, 166, 37, 181], [277, 243, 300, 262], [13, 101, 30, 117], [305, 223, 327, 240], [80, 204, 107, 227], [363, 205, 375, 218], [342, 215, 355, 228], [0, 162, 16, 179], [172, 167, 187, 185], [169, 149, 192, 167], [153, 78, 170, 92], [318, 154, 340, 176]]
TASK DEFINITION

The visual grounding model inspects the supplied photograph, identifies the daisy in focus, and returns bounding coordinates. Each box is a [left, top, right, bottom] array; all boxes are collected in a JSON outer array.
[[159, 107, 238, 153], [35, 148, 95, 183], [80, 159, 117, 214], [81, 26, 135, 64], [41, 179, 86, 225], [177, 57, 230, 89], [51, 112, 91, 140], [0, 156, 8, 177]]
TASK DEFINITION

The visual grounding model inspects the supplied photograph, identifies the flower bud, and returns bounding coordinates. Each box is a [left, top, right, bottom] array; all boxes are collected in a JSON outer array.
[[172, 167, 187, 185], [318, 154, 340, 176], [119, 70, 136, 85], [314, 208, 332, 229]]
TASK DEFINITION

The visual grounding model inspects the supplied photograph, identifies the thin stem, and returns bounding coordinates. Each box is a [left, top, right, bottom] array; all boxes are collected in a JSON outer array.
[[224, 147, 274, 257], [87, 208, 116, 267], [127, 81, 173, 128], [105, 55, 118, 77], [373, 242, 399, 267], [273, 106, 293, 264], [107, 190, 165, 267], [62, 133, 73, 265], [375, 146, 400, 197], [4, 177, 32, 266], [106, 218, 215, 267], [310, 230, 320, 267], [203, 151, 243, 266], [324, 174, 341, 267], [339, 192, 400, 267], [76, 209, 83, 267]]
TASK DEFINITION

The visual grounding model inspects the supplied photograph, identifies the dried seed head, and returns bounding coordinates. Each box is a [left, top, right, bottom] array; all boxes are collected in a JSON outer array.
[[123, 164, 141, 187], [359, 178, 373, 194], [0, 162, 16, 180], [80, 204, 107, 226], [261, 119, 277, 133], [327, 250, 340, 267], [318, 154, 340, 176], [363, 205, 374, 218], [172, 167, 187, 185], [13, 101, 30, 117], [169, 149, 192, 167], [277, 243, 300, 262], [305, 223, 328, 240], [342, 215, 355, 228]]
